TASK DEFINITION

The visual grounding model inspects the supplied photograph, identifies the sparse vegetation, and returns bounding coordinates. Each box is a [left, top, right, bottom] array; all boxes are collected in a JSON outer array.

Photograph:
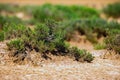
[[33, 4, 99, 22], [0, 4, 21, 13], [105, 34, 120, 54], [69, 47, 94, 62], [0, 15, 23, 29], [0, 31, 4, 41], [0, 1, 120, 80], [63, 18, 120, 43], [63, 18, 107, 43], [5, 20, 94, 63], [103, 2, 120, 18], [0, 3, 120, 64], [2, 23, 27, 40], [94, 43, 106, 50], [7, 39, 25, 52]]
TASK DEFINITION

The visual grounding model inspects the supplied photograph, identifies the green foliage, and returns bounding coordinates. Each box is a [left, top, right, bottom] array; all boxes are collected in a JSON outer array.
[[84, 53, 94, 62], [0, 15, 23, 29], [5, 16, 23, 24], [63, 18, 120, 44], [69, 47, 94, 62], [103, 3, 120, 18], [0, 31, 4, 41], [35, 24, 49, 40], [70, 5, 99, 18], [0, 4, 21, 13], [2, 4, 120, 63], [3, 24, 27, 39], [113, 35, 120, 54], [105, 34, 120, 54], [0, 15, 6, 28], [4, 20, 67, 55], [107, 21, 120, 31], [33, 4, 99, 22], [4, 20, 94, 62], [94, 43, 106, 50], [63, 18, 107, 43], [85, 32, 98, 44], [33, 20, 67, 53], [7, 39, 25, 52], [104, 21, 120, 53], [7, 39, 26, 63], [21, 5, 38, 15]]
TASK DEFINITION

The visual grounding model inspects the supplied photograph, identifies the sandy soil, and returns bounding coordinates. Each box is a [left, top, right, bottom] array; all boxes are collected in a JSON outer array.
[[0, 0, 120, 9], [0, 57, 120, 80]]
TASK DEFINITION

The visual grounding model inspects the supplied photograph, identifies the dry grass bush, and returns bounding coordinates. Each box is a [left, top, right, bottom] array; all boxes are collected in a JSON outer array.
[[5, 20, 94, 64]]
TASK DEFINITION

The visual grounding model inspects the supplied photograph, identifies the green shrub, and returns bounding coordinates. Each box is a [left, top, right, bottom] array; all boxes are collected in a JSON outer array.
[[63, 18, 108, 42], [84, 53, 94, 62], [7, 39, 27, 63], [33, 4, 99, 22], [0, 31, 4, 41], [0, 15, 6, 28], [113, 35, 120, 54], [104, 21, 120, 53], [105, 34, 120, 54], [33, 20, 67, 53], [63, 18, 120, 44], [3, 23, 27, 39], [94, 43, 106, 50], [69, 47, 84, 60], [85, 32, 98, 43], [7, 39, 25, 52], [107, 21, 120, 30], [5, 20, 94, 63], [20, 28, 36, 51], [0, 4, 21, 13], [69, 47, 94, 62], [5, 16, 23, 24], [0, 16, 23, 29], [103, 3, 120, 18], [70, 5, 99, 18], [21, 5, 38, 15], [34, 24, 50, 40]]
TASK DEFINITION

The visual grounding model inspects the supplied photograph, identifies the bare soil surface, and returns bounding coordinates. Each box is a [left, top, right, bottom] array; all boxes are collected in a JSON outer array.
[[0, 0, 120, 9], [0, 57, 120, 80]]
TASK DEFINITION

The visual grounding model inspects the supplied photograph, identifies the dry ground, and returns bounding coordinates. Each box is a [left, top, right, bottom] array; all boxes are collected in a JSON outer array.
[[0, 0, 120, 9], [0, 0, 120, 80], [0, 56, 120, 80]]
